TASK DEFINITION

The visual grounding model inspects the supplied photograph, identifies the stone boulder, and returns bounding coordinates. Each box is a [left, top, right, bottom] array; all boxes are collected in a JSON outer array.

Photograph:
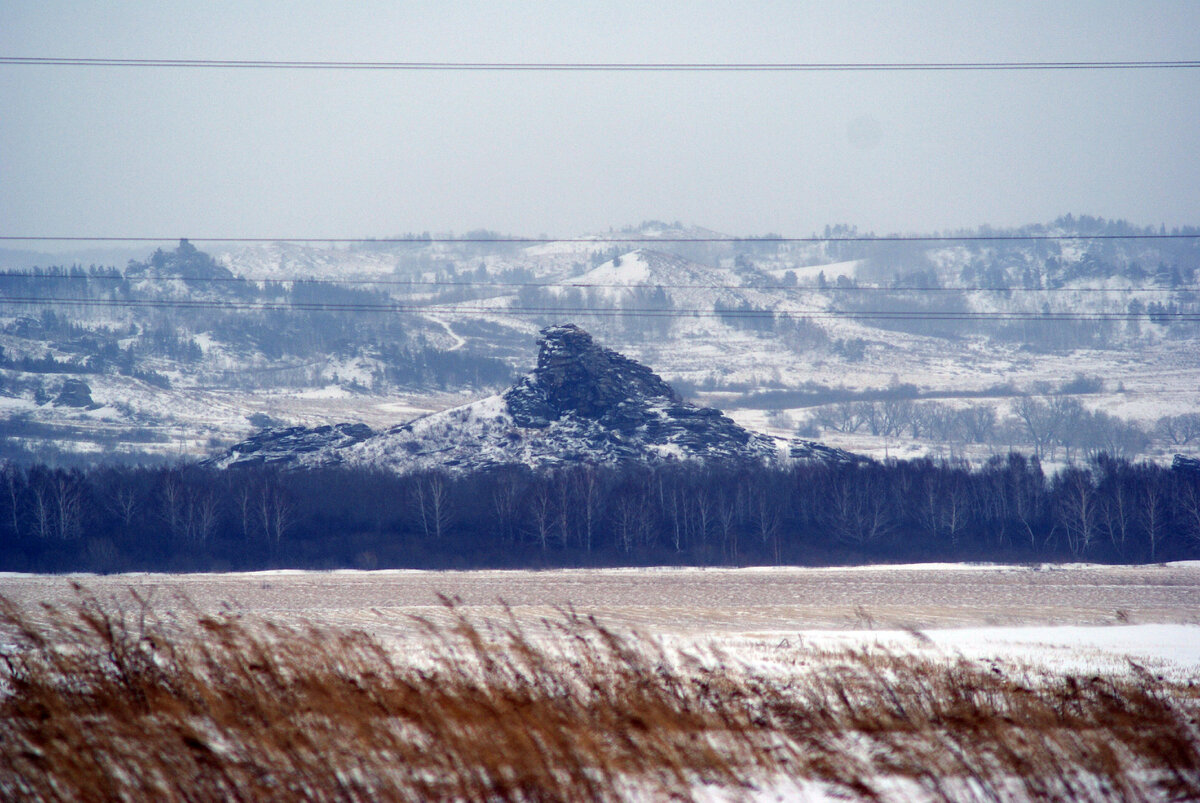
[[53, 379, 96, 408]]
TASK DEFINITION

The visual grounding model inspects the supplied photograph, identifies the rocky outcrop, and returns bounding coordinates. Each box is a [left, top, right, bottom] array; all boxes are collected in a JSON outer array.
[[340, 324, 780, 474], [1173, 454, 1200, 476], [207, 423, 374, 468], [209, 324, 867, 474], [788, 438, 871, 466], [505, 324, 679, 427], [53, 379, 96, 408]]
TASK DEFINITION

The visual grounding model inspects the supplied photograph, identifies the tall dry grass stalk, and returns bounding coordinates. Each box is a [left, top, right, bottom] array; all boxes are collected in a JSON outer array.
[[0, 587, 1197, 802]]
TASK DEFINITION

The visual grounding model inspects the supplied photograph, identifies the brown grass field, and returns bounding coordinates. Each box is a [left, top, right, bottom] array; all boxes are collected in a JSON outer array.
[[1, 567, 1199, 801]]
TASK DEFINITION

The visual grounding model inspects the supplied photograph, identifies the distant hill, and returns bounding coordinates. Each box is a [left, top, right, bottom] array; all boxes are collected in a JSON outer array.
[[2, 219, 1199, 467], [207, 324, 782, 474]]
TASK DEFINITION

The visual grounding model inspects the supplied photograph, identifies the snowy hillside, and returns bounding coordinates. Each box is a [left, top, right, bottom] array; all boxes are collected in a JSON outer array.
[[2, 217, 1199, 467], [209, 324, 781, 474]]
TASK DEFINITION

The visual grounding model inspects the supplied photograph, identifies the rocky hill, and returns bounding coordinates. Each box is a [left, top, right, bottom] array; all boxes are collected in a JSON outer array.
[[208, 324, 781, 473]]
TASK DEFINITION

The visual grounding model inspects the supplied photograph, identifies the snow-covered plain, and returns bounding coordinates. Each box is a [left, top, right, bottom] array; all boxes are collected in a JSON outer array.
[[4, 562, 1197, 678]]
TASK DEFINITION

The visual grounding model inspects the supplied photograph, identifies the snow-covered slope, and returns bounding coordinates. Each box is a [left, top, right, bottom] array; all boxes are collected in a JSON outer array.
[[208, 325, 783, 474], [5, 218, 1200, 467]]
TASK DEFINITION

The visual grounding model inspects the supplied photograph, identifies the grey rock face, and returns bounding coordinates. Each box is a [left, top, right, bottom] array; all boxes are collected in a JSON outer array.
[[789, 438, 871, 466], [506, 324, 680, 425], [210, 324, 860, 474], [494, 324, 773, 469], [207, 422, 374, 468], [1173, 454, 1200, 476], [53, 379, 96, 408]]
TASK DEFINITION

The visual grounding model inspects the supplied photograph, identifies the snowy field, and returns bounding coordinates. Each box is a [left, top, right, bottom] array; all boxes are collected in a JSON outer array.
[[4, 562, 1198, 679], [4, 562, 1199, 801]]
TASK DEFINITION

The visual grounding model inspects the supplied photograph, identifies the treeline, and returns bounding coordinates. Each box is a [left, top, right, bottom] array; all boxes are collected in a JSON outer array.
[[810, 395, 1157, 461], [2, 454, 1198, 574], [514, 284, 675, 340]]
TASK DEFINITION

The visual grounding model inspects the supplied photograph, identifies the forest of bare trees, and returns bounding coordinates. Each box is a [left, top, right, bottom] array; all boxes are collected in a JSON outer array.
[[3, 453, 1198, 573]]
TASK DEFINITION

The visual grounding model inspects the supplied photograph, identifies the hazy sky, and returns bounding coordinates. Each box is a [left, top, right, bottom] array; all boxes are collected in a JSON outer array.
[[2, 1, 1199, 243]]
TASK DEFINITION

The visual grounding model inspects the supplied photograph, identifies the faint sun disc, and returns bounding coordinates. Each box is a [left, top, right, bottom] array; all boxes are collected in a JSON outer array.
[[847, 115, 883, 150]]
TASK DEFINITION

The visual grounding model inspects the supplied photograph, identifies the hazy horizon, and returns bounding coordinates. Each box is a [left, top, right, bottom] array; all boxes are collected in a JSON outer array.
[[3, 1, 1199, 246]]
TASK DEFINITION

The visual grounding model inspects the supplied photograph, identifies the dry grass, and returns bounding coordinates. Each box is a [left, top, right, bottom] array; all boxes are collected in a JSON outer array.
[[0, 587, 1197, 802]]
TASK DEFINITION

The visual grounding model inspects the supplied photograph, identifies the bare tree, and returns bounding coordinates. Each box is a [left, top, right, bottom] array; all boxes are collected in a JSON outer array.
[[825, 470, 895, 547], [1138, 468, 1168, 562], [1157, 413, 1200, 446], [490, 471, 522, 546], [529, 482, 552, 553], [918, 468, 969, 545], [877, 398, 909, 438], [51, 472, 82, 541], [1176, 477, 1200, 549], [1014, 397, 1055, 459], [1055, 467, 1098, 558], [752, 487, 782, 564], [857, 401, 884, 437], [555, 474, 572, 550], [412, 477, 429, 540], [233, 481, 255, 539], [977, 458, 1012, 548], [1007, 455, 1047, 551], [3, 464, 22, 538], [257, 479, 294, 548], [816, 400, 864, 433], [716, 487, 739, 565], [111, 485, 140, 530], [959, 406, 997, 444], [191, 490, 220, 545], [30, 479, 51, 541], [160, 472, 185, 540], [576, 467, 600, 555], [1098, 473, 1134, 558], [662, 482, 683, 554], [413, 473, 452, 541], [426, 474, 451, 542], [922, 402, 960, 442], [1047, 396, 1088, 462], [613, 493, 639, 554], [691, 485, 713, 556]]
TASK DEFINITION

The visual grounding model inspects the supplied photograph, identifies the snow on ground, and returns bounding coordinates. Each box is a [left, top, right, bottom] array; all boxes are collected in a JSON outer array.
[[762, 259, 862, 284], [697, 623, 1200, 683], [575, 251, 653, 287], [3, 563, 1196, 800], [290, 385, 353, 400], [3, 563, 1197, 678]]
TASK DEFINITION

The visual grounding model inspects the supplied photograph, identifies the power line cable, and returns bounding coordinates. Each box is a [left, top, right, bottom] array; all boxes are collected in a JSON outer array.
[[3, 234, 1199, 244], [3, 57, 1200, 71]]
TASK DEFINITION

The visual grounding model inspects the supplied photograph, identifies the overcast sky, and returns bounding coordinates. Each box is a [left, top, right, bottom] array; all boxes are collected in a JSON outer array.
[[2, 1, 1199, 244]]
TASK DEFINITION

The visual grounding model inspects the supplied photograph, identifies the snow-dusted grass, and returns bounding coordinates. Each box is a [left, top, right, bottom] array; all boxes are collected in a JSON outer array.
[[1, 583, 1198, 801]]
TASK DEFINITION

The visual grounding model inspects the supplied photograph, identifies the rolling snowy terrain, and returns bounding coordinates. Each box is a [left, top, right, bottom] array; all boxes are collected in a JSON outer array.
[[2, 218, 1199, 468]]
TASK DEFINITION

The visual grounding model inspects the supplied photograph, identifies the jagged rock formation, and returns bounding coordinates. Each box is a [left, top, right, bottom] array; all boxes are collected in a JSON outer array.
[[53, 379, 96, 408], [788, 438, 871, 466], [207, 423, 375, 468], [211, 324, 860, 474], [505, 323, 680, 428], [1173, 454, 1200, 476]]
